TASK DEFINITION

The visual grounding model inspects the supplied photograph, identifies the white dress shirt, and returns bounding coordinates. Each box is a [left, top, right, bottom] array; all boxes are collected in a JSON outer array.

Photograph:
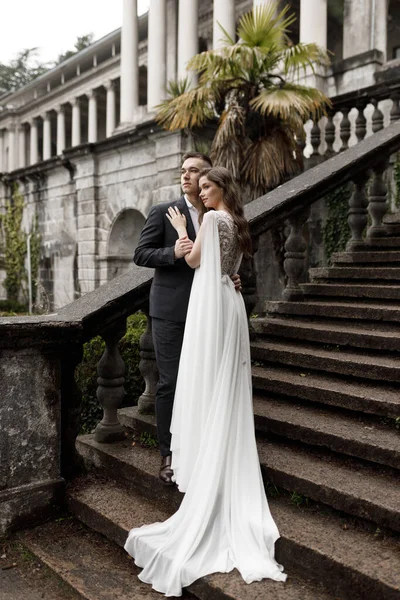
[[184, 195, 200, 235]]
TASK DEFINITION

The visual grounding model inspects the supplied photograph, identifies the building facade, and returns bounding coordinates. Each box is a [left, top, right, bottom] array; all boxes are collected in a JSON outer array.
[[0, 0, 399, 308]]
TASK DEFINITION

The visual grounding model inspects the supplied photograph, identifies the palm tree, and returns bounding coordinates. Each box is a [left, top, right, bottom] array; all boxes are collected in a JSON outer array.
[[156, 3, 331, 198]]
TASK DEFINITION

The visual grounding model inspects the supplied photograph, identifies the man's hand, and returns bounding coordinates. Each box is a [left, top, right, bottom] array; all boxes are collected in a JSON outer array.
[[174, 237, 194, 260], [231, 273, 242, 292]]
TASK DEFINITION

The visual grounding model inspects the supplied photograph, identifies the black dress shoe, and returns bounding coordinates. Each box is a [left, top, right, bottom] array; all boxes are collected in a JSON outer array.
[[159, 455, 174, 486]]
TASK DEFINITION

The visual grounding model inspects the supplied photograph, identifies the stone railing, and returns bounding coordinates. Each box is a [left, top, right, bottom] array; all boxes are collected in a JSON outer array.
[[1, 119, 400, 536], [303, 79, 400, 161]]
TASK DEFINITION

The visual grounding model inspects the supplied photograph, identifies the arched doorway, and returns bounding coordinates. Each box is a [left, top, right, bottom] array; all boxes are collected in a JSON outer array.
[[107, 208, 146, 281]]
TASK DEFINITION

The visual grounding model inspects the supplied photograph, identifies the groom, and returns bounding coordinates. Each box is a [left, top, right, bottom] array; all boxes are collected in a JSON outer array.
[[134, 152, 240, 485]]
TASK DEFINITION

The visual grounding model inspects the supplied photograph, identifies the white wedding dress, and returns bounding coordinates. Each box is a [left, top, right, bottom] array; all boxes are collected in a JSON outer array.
[[125, 211, 287, 596]]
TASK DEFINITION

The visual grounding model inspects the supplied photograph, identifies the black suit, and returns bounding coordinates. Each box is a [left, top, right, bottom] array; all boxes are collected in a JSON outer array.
[[134, 196, 198, 456]]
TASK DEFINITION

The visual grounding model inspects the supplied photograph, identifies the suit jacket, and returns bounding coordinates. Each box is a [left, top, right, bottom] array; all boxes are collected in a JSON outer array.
[[133, 196, 197, 322]]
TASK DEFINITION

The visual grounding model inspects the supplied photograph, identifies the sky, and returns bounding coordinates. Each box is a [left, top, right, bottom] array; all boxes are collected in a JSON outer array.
[[0, 0, 150, 65]]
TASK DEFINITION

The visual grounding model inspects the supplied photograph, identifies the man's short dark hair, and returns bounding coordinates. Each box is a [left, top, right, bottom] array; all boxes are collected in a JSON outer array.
[[182, 152, 213, 167]]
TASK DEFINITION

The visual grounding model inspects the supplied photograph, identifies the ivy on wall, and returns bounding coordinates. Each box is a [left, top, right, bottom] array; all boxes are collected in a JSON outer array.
[[0, 184, 41, 306], [394, 153, 400, 208], [322, 183, 353, 264]]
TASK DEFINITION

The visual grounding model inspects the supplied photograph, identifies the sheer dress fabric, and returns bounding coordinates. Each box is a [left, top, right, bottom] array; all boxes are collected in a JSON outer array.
[[124, 210, 286, 596]]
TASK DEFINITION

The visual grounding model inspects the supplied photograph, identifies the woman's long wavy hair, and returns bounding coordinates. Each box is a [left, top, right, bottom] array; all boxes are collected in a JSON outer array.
[[199, 167, 252, 258]]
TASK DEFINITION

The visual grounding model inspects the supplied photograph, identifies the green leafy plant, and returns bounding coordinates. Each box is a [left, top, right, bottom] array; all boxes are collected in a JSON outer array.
[[75, 312, 147, 434], [0, 184, 41, 306], [322, 183, 352, 263], [290, 491, 309, 508], [138, 431, 159, 448]]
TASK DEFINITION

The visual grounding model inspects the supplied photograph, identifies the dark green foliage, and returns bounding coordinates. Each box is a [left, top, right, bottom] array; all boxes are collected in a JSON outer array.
[[322, 183, 352, 263], [75, 312, 147, 434], [394, 153, 400, 208], [0, 49, 51, 94], [0, 299, 27, 315]]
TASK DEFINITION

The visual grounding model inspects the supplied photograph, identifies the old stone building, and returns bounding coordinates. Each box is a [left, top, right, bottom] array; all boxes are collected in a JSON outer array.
[[0, 0, 399, 308]]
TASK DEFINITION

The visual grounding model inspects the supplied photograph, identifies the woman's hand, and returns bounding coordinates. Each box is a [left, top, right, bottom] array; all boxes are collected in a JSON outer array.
[[166, 206, 187, 238]]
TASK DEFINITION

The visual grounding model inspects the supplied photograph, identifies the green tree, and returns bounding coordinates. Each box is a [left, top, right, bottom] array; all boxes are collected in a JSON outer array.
[[56, 33, 95, 64], [156, 3, 330, 197], [0, 49, 51, 95]]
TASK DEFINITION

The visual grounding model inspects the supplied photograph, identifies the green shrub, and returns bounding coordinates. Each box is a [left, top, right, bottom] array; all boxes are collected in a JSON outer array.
[[75, 312, 147, 434], [0, 299, 28, 315], [322, 183, 352, 263]]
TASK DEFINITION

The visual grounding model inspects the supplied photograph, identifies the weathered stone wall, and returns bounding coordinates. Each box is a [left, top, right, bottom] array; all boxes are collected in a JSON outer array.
[[0, 347, 63, 534]]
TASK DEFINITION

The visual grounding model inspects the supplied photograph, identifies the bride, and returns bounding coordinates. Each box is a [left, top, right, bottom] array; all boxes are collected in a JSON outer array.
[[124, 166, 287, 596]]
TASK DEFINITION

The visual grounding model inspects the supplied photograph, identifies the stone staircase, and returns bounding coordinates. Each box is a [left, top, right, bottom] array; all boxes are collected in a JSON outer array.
[[18, 228, 400, 600]]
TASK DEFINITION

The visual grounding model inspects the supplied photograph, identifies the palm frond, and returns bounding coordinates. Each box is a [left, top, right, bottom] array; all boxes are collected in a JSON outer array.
[[282, 43, 330, 78], [155, 86, 215, 131], [165, 77, 192, 98], [250, 83, 330, 123], [237, 3, 295, 50]]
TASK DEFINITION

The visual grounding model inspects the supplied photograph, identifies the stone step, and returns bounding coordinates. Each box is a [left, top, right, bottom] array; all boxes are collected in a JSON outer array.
[[18, 516, 188, 600], [331, 251, 400, 264], [252, 316, 400, 352], [251, 339, 400, 383], [252, 396, 400, 470], [251, 364, 400, 419], [71, 456, 400, 600], [119, 402, 400, 470], [258, 439, 400, 532], [309, 267, 400, 282], [350, 237, 400, 249], [67, 476, 335, 600], [264, 300, 400, 323], [384, 214, 400, 225], [302, 282, 400, 300], [76, 434, 400, 534]]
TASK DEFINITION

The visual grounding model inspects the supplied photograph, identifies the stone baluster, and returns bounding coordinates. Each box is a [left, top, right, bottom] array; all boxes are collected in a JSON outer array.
[[367, 161, 389, 238], [324, 110, 335, 157], [137, 308, 158, 414], [282, 207, 310, 301], [390, 93, 400, 123], [240, 235, 259, 338], [310, 119, 321, 157], [339, 108, 351, 151], [355, 102, 367, 143], [346, 172, 369, 251], [371, 99, 384, 133], [94, 319, 127, 443]]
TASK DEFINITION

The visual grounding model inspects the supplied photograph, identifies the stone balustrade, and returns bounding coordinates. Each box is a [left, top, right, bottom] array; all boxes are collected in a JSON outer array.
[[1, 117, 400, 538], [304, 79, 400, 160]]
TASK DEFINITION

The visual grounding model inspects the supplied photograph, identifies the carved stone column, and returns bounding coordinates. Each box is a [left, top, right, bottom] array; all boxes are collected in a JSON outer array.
[[8, 125, 16, 171], [0, 129, 4, 172], [56, 105, 66, 155], [29, 118, 39, 165], [94, 319, 127, 443], [346, 172, 369, 250], [137, 309, 158, 414], [371, 99, 384, 133], [213, 0, 236, 49], [120, 0, 139, 124], [18, 124, 26, 168], [88, 91, 98, 143], [147, 0, 167, 112], [240, 235, 259, 338], [105, 80, 116, 137], [43, 112, 52, 160], [178, 0, 198, 85], [300, 0, 327, 48], [282, 208, 310, 301], [390, 94, 400, 123], [367, 161, 389, 238], [72, 98, 81, 147]]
